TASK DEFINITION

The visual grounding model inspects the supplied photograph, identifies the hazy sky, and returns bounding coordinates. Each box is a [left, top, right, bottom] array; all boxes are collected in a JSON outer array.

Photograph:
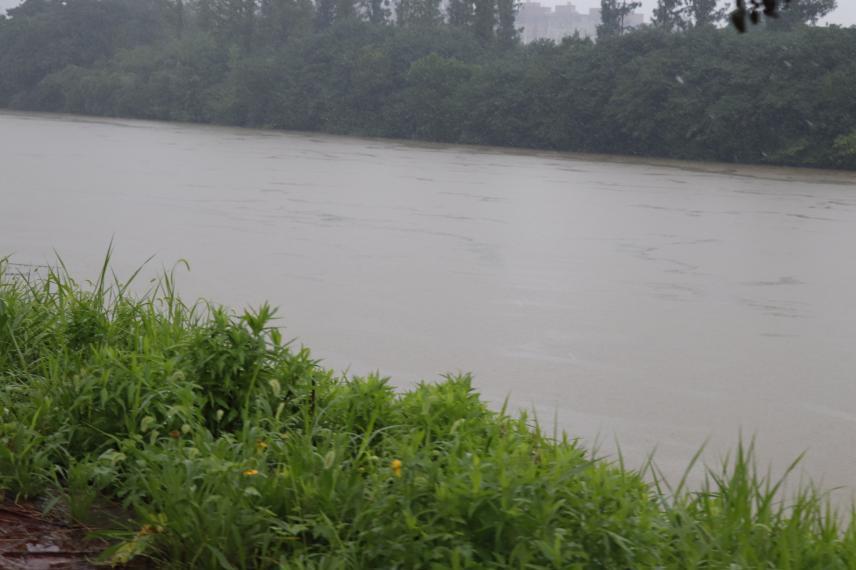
[[566, 0, 856, 26], [0, 0, 854, 25]]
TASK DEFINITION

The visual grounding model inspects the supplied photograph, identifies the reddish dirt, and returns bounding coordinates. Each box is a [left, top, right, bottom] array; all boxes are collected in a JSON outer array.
[[0, 502, 108, 569]]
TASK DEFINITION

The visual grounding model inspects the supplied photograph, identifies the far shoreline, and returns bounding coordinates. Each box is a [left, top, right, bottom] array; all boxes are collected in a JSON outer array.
[[3, 107, 855, 186]]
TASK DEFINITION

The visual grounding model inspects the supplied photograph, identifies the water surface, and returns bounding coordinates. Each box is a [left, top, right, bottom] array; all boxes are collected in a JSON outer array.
[[3, 111, 856, 492]]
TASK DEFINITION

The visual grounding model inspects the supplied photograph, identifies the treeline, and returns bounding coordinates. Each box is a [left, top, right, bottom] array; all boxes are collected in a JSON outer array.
[[1, 0, 855, 169]]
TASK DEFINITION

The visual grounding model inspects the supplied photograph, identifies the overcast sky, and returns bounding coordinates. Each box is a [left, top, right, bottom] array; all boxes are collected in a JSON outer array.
[[0, 0, 854, 25], [567, 0, 856, 25]]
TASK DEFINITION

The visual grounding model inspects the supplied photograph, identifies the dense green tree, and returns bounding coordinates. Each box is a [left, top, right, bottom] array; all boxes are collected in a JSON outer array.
[[315, 0, 336, 28], [447, 0, 474, 28], [652, 0, 687, 31], [194, 0, 215, 29], [364, 0, 390, 24], [334, 0, 358, 21], [833, 131, 856, 166], [167, 0, 186, 36], [597, 0, 642, 39], [685, 0, 724, 26], [396, 0, 443, 27], [0, 0, 170, 102], [495, 0, 519, 47], [472, 0, 495, 41], [194, 0, 258, 45], [392, 54, 474, 139], [775, 0, 836, 27], [258, 0, 314, 44], [2, 0, 855, 171]]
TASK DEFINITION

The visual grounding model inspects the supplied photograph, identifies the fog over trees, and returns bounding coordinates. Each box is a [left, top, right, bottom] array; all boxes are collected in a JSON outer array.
[[0, 0, 853, 169], [577, 0, 855, 25]]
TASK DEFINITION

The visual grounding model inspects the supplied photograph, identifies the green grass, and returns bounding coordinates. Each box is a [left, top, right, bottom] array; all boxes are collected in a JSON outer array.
[[0, 254, 854, 569]]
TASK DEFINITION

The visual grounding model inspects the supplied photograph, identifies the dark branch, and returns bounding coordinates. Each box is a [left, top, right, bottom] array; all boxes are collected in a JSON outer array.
[[731, 0, 790, 32]]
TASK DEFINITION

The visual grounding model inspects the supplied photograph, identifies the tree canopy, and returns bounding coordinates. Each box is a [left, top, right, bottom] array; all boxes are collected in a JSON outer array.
[[0, 0, 853, 170], [730, 0, 837, 32]]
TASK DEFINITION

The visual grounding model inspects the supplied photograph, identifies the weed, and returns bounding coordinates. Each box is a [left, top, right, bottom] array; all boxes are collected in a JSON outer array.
[[0, 256, 853, 568]]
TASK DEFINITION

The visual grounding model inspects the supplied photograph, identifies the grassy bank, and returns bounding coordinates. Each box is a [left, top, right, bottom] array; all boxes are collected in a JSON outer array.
[[0, 256, 854, 568]]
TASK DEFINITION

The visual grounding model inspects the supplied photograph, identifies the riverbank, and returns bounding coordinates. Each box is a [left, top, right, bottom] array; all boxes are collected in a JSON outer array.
[[5, 108, 856, 187], [5, 108, 856, 508], [1, 258, 854, 567], [2, 4, 855, 171]]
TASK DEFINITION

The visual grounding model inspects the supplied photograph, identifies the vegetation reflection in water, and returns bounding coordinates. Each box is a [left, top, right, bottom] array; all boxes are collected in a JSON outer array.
[[0, 252, 854, 568]]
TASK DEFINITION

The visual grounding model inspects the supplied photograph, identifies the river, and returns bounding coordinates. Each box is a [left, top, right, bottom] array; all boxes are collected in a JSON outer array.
[[3, 110, 856, 494]]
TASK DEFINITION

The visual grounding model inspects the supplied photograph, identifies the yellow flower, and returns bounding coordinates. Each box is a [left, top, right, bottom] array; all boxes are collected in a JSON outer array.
[[242, 469, 259, 477], [256, 440, 268, 451], [139, 524, 159, 536], [390, 459, 402, 478]]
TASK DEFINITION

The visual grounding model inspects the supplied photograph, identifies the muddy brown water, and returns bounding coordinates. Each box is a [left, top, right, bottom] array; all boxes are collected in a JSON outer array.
[[3, 111, 856, 496]]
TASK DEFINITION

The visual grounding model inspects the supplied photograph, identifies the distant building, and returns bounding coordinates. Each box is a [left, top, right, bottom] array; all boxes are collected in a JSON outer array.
[[517, 2, 643, 42]]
